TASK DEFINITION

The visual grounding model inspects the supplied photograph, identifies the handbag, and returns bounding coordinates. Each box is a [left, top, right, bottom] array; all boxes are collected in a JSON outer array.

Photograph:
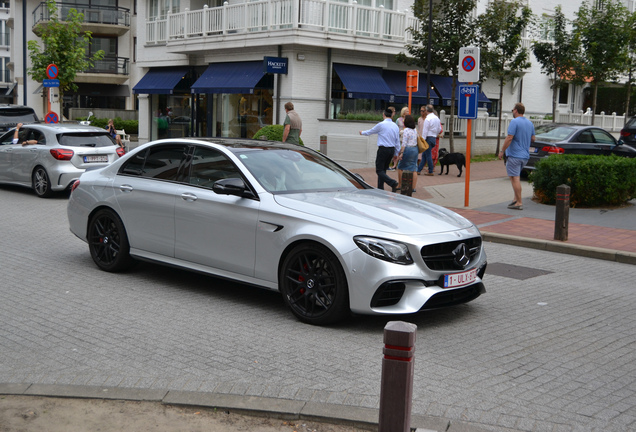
[[417, 135, 429, 153]]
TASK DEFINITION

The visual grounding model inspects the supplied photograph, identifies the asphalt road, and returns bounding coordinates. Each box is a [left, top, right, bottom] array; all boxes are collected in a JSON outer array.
[[1, 184, 635, 431]]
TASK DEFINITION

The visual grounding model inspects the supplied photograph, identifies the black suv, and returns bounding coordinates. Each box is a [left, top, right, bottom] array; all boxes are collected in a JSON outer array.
[[619, 116, 636, 148], [0, 105, 39, 133]]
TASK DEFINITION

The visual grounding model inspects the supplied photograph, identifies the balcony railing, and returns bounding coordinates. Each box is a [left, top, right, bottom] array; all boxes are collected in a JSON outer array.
[[146, 0, 418, 44], [82, 56, 129, 75], [33, 2, 130, 27]]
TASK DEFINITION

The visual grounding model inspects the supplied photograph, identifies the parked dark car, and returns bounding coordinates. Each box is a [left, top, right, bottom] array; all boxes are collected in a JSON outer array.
[[0, 105, 39, 133], [523, 123, 636, 174], [619, 116, 636, 148]]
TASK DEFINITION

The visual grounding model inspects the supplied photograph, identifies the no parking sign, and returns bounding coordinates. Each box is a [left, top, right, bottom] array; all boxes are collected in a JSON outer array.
[[458, 47, 480, 83]]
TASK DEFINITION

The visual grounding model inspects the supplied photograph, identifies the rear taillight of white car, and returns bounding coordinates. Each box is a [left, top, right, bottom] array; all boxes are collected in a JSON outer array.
[[50, 148, 74, 160], [71, 180, 80, 193], [116, 147, 126, 157]]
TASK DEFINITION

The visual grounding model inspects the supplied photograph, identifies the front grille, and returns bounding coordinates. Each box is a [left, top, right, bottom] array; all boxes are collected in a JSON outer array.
[[421, 237, 482, 271]]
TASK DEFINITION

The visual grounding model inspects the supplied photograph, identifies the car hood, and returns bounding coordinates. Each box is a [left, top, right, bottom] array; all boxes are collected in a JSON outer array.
[[274, 189, 474, 235]]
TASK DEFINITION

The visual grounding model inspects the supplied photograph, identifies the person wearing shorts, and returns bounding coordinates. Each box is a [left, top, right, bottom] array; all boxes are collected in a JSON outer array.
[[498, 103, 535, 210]]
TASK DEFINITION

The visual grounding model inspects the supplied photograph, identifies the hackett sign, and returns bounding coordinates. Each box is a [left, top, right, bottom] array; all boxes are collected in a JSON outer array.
[[264, 57, 288, 74]]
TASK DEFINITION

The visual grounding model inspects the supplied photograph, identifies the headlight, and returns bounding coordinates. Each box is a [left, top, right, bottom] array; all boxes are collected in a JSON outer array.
[[353, 236, 413, 265]]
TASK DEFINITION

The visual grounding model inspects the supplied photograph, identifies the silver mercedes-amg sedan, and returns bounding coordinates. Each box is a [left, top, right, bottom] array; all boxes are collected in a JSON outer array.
[[67, 138, 487, 325]]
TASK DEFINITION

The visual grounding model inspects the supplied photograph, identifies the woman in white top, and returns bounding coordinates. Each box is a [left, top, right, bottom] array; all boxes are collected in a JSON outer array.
[[396, 115, 419, 192]]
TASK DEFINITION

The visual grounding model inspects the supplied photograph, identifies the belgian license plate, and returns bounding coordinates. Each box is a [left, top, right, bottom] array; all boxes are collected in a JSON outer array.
[[84, 155, 108, 163], [532, 147, 539, 153], [443, 268, 477, 288]]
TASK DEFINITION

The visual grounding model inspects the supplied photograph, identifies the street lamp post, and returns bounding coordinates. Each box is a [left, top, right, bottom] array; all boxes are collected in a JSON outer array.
[[426, 0, 432, 102]]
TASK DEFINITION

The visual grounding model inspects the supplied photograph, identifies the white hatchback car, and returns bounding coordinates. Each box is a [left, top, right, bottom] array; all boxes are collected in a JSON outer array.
[[0, 123, 124, 197], [68, 138, 487, 325]]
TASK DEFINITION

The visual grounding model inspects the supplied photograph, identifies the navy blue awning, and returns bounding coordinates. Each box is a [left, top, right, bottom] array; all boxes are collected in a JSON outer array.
[[333, 63, 394, 100], [382, 70, 439, 106], [431, 75, 491, 108], [133, 68, 190, 94], [191, 61, 266, 94]]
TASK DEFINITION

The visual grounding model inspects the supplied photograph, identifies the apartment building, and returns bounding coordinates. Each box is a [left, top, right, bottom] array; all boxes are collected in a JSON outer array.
[[7, 0, 635, 147], [9, 0, 136, 118]]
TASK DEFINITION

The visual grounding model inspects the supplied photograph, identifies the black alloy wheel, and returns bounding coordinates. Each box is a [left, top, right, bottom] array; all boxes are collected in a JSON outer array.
[[32, 166, 53, 198], [280, 243, 349, 325], [88, 209, 134, 272]]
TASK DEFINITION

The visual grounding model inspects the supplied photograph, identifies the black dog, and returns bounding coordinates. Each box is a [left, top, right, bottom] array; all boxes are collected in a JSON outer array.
[[438, 148, 466, 177]]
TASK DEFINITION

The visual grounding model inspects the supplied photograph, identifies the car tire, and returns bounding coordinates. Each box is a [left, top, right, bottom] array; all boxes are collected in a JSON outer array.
[[32, 166, 53, 198], [279, 243, 350, 325], [88, 209, 134, 272]]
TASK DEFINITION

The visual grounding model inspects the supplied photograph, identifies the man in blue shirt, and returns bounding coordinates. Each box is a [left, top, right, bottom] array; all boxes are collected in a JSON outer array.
[[499, 103, 535, 210], [360, 109, 401, 192]]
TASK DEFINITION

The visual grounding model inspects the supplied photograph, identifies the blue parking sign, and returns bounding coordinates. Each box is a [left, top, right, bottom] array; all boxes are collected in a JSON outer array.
[[458, 85, 479, 119]]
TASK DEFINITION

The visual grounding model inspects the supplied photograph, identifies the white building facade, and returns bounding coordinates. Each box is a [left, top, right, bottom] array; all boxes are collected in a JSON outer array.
[[7, 0, 635, 148], [9, 0, 137, 118]]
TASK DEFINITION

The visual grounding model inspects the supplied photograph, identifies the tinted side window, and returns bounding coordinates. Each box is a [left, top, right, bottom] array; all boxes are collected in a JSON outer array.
[[188, 146, 241, 188], [590, 129, 615, 145], [120, 149, 147, 176], [142, 145, 188, 180], [0, 130, 13, 145], [119, 144, 188, 180], [577, 131, 594, 143]]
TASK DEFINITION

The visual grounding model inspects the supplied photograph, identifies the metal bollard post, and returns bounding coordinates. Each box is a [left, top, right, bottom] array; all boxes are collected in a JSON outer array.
[[400, 171, 413, 196], [379, 321, 417, 432], [554, 184, 570, 241], [320, 135, 327, 155]]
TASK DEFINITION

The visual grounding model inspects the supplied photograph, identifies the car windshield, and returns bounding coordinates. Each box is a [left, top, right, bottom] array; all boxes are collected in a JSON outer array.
[[534, 125, 577, 143], [237, 147, 366, 193], [625, 117, 636, 129], [57, 132, 116, 147]]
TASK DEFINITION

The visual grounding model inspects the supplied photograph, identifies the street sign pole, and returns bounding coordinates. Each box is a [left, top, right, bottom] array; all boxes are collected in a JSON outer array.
[[45, 64, 60, 124], [458, 48, 480, 207], [406, 70, 418, 115]]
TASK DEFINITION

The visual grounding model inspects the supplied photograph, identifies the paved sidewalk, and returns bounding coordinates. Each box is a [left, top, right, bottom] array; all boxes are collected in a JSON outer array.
[[351, 160, 636, 264]]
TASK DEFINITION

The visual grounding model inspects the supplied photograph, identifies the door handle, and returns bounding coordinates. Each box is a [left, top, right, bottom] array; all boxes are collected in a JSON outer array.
[[181, 192, 198, 202], [119, 184, 133, 192]]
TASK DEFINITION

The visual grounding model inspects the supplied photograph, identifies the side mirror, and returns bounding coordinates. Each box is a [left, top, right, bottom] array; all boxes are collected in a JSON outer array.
[[213, 178, 256, 199]]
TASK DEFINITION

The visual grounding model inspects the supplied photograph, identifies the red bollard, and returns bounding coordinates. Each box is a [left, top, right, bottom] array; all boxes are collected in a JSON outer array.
[[379, 321, 417, 432]]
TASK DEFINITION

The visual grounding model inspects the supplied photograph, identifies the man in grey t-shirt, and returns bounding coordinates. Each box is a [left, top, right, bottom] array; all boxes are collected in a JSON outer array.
[[282, 102, 302, 144]]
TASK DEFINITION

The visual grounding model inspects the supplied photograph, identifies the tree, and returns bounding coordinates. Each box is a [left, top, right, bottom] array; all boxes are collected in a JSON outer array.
[[27, 0, 104, 102], [624, 11, 636, 120], [398, 0, 478, 152], [532, 5, 576, 122], [477, 0, 533, 154], [571, 0, 630, 123]]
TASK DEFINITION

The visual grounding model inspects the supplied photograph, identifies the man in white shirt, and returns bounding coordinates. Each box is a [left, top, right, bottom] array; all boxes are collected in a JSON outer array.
[[360, 109, 401, 192], [417, 105, 441, 176]]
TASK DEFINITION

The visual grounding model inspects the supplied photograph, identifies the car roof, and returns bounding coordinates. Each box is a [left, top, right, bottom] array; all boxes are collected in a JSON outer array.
[[153, 137, 307, 153], [536, 123, 599, 131], [19, 123, 109, 133]]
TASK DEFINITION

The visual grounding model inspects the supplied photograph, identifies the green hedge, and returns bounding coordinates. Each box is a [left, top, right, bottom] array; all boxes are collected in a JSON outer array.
[[530, 154, 636, 207], [76, 117, 139, 134], [253, 124, 304, 146]]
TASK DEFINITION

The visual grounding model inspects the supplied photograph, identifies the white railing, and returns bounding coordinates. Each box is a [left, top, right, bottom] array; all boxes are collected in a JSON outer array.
[[145, 0, 413, 44], [442, 109, 627, 137]]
